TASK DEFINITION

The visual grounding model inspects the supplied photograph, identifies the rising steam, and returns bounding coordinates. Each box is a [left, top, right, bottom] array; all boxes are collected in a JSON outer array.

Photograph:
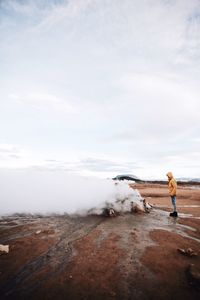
[[0, 169, 143, 216]]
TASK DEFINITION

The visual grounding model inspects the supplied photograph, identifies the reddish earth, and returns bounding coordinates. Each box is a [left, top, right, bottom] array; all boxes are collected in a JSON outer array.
[[0, 183, 200, 299]]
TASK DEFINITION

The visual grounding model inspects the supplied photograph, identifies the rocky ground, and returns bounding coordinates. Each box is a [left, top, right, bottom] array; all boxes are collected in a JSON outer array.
[[0, 183, 200, 300]]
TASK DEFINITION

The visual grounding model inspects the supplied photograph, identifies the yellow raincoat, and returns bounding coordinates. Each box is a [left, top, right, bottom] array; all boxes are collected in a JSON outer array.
[[166, 172, 177, 196]]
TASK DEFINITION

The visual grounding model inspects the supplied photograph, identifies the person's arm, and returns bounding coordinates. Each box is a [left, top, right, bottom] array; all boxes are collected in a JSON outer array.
[[170, 180, 177, 196]]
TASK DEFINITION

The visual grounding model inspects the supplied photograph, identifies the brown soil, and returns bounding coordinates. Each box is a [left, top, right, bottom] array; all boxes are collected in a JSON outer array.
[[0, 183, 200, 299]]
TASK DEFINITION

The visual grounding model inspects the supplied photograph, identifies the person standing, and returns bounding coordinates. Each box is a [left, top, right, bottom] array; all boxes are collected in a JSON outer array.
[[166, 172, 178, 217]]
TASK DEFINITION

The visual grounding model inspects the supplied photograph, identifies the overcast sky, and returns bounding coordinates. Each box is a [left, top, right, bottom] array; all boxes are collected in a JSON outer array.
[[0, 0, 200, 179]]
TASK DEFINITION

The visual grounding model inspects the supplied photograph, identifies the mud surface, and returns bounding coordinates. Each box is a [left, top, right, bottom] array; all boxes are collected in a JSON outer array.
[[0, 183, 200, 299]]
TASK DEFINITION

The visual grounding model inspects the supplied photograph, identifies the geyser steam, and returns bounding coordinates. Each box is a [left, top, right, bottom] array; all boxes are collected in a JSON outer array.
[[0, 169, 143, 216]]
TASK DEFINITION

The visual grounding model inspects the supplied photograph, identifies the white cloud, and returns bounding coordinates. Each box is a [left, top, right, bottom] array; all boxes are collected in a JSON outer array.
[[0, 0, 200, 178], [0, 144, 23, 167], [0, 143, 19, 153], [114, 71, 200, 137], [8, 93, 77, 114], [0, 143, 50, 169]]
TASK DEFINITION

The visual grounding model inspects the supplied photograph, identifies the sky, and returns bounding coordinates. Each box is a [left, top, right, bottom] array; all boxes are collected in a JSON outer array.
[[0, 0, 200, 179]]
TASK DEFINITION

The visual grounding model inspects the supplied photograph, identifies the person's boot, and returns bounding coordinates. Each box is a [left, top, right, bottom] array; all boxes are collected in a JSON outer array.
[[169, 211, 178, 217], [173, 211, 178, 217]]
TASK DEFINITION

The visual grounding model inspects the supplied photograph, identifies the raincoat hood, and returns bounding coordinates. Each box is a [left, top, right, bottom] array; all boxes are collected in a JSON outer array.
[[166, 172, 173, 179]]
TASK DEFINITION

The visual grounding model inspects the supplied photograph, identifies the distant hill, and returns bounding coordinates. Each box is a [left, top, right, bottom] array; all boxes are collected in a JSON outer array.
[[112, 174, 142, 182], [177, 177, 200, 183], [113, 175, 200, 185]]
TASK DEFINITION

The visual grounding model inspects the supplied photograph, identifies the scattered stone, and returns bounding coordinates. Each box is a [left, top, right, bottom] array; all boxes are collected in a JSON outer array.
[[35, 229, 55, 235], [131, 231, 136, 235], [186, 264, 200, 288], [0, 244, 9, 254], [42, 229, 55, 235], [131, 202, 144, 213], [110, 291, 116, 297], [102, 208, 117, 217], [142, 198, 153, 213], [69, 275, 73, 279], [177, 248, 198, 257], [35, 230, 42, 235]]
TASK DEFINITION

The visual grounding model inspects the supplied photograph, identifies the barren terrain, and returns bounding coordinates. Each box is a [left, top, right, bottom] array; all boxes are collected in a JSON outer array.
[[0, 183, 200, 299]]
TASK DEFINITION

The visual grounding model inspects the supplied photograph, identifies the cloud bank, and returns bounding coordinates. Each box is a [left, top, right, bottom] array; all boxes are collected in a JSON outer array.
[[0, 0, 200, 178]]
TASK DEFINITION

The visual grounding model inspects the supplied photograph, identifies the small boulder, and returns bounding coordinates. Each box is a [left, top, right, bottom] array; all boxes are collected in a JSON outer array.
[[177, 248, 198, 257], [35, 230, 42, 235], [0, 244, 9, 254], [186, 264, 200, 288]]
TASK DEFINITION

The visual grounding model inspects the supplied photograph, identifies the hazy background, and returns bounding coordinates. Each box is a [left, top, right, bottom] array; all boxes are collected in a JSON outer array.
[[0, 0, 200, 214]]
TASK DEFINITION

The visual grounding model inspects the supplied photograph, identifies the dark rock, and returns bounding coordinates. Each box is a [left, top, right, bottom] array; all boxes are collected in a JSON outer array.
[[177, 248, 198, 257], [186, 264, 200, 288]]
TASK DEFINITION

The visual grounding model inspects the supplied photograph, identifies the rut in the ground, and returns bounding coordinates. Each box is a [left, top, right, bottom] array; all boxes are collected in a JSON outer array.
[[0, 215, 104, 298]]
